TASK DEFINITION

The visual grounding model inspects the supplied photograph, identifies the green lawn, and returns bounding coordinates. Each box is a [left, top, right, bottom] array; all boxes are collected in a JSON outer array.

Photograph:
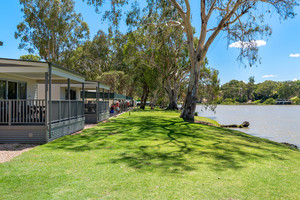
[[1, 108, 299, 200]]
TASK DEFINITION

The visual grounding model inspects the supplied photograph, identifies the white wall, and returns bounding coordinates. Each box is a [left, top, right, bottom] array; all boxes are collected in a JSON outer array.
[[38, 84, 81, 100], [38, 84, 61, 100]]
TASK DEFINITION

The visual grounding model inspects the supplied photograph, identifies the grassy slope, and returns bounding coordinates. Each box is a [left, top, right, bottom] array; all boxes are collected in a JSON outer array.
[[0, 109, 299, 200]]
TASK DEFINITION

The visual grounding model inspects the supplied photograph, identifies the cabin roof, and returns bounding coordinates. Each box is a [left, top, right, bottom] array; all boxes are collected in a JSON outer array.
[[0, 58, 85, 83]]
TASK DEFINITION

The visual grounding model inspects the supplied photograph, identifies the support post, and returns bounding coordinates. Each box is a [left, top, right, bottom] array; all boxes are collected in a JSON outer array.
[[5, 80, 8, 100], [67, 78, 71, 133], [108, 89, 110, 107], [45, 72, 48, 126], [96, 82, 99, 122], [103, 88, 105, 113], [82, 82, 85, 117], [48, 64, 52, 139], [8, 100, 11, 126], [68, 78, 71, 119]]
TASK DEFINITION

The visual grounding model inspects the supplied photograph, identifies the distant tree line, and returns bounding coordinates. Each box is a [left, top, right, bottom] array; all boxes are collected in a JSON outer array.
[[216, 77, 300, 105]]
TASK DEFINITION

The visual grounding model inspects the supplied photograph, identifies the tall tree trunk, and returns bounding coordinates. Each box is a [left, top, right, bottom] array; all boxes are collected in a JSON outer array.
[[167, 89, 178, 110], [180, 59, 200, 121], [164, 78, 179, 110], [140, 84, 149, 110]]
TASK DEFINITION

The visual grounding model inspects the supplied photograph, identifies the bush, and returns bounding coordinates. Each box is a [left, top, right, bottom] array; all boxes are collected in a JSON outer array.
[[290, 96, 300, 105], [263, 98, 276, 105], [251, 100, 262, 104], [215, 97, 223, 104], [221, 98, 237, 105]]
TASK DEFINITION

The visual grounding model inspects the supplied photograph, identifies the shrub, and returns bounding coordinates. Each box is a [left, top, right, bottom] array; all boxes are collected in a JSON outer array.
[[290, 96, 300, 105], [221, 98, 237, 105], [263, 98, 276, 105], [252, 100, 262, 104]]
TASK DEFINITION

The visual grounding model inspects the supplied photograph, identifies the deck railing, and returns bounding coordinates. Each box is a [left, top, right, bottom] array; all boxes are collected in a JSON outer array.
[[51, 100, 84, 123], [84, 101, 109, 114], [0, 99, 84, 125], [97, 101, 109, 113], [0, 99, 46, 125]]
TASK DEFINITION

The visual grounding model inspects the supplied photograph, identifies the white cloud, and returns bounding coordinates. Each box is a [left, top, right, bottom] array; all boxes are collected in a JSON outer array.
[[262, 75, 278, 78], [293, 78, 298, 81], [229, 40, 266, 48], [290, 53, 300, 58]]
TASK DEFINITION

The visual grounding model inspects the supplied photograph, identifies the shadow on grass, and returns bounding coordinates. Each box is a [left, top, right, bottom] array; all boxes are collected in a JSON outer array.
[[47, 113, 298, 173]]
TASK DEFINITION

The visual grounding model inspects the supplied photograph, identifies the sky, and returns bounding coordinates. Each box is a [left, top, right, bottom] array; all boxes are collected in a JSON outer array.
[[0, 0, 300, 84]]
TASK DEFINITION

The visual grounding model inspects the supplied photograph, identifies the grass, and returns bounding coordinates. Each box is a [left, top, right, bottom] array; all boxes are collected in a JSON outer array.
[[0, 108, 299, 200]]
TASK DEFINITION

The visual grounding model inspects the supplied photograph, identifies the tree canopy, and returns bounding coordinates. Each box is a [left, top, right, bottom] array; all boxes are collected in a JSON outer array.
[[20, 54, 41, 61], [15, 0, 89, 62]]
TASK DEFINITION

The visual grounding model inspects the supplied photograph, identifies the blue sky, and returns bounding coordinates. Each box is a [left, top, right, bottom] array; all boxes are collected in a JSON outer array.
[[0, 1, 299, 84]]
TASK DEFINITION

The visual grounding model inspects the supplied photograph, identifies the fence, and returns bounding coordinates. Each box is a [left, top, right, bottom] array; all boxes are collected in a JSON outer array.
[[51, 100, 84, 123], [85, 101, 109, 114], [0, 99, 46, 125], [0, 99, 84, 125]]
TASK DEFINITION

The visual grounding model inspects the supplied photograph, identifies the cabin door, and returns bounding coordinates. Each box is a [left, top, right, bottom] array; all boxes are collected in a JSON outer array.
[[8, 81, 17, 99]]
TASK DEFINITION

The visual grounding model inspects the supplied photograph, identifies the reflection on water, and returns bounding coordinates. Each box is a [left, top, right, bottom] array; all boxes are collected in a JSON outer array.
[[196, 105, 300, 147]]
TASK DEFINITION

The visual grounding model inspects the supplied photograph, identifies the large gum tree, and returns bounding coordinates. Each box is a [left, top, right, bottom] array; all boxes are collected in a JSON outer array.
[[85, 0, 298, 121], [16, 0, 89, 62]]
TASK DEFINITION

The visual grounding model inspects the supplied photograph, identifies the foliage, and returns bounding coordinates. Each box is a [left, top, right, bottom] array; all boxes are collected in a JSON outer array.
[[256, 80, 279, 100], [62, 30, 136, 96], [263, 98, 276, 105], [291, 96, 300, 105], [221, 98, 237, 105], [217, 79, 300, 104], [15, 0, 89, 62], [252, 100, 262, 104], [62, 30, 110, 80], [246, 76, 256, 101], [0, 109, 299, 199], [97, 71, 130, 94], [221, 80, 248, 103], [278, 81, 300, 99], [198, 58, 220, 105], [19, 54, 41, 61], [123, 28, 164, 108]]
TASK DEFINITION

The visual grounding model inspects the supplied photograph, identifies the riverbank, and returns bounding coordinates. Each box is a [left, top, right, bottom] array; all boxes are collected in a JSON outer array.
[[0, 109, 299, 199], [196, 105, 300, 147]]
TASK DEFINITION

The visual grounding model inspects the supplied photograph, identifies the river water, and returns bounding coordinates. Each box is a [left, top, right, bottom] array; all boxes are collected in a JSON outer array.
[[195, 105, 300, 147]]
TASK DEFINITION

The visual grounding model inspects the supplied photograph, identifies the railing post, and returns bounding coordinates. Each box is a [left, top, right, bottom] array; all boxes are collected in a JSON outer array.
[[59, 100, 61, 122], [8, 100, 11, 126], [108, 89, 110, 113], [76, 100, 78, 119], [102, 88, 105, 113]]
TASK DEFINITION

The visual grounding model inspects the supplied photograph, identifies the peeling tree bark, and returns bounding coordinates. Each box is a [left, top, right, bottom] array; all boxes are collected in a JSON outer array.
[[180, 59, 201, 121], [164, 78, 180, 110]]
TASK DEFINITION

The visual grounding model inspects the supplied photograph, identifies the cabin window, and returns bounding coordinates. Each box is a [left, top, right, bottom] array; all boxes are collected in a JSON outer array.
[[18, 82, 27, 99], [0, 80, 27, 99], [65, 89, 77, 100], [0, 80, 6, 99]]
